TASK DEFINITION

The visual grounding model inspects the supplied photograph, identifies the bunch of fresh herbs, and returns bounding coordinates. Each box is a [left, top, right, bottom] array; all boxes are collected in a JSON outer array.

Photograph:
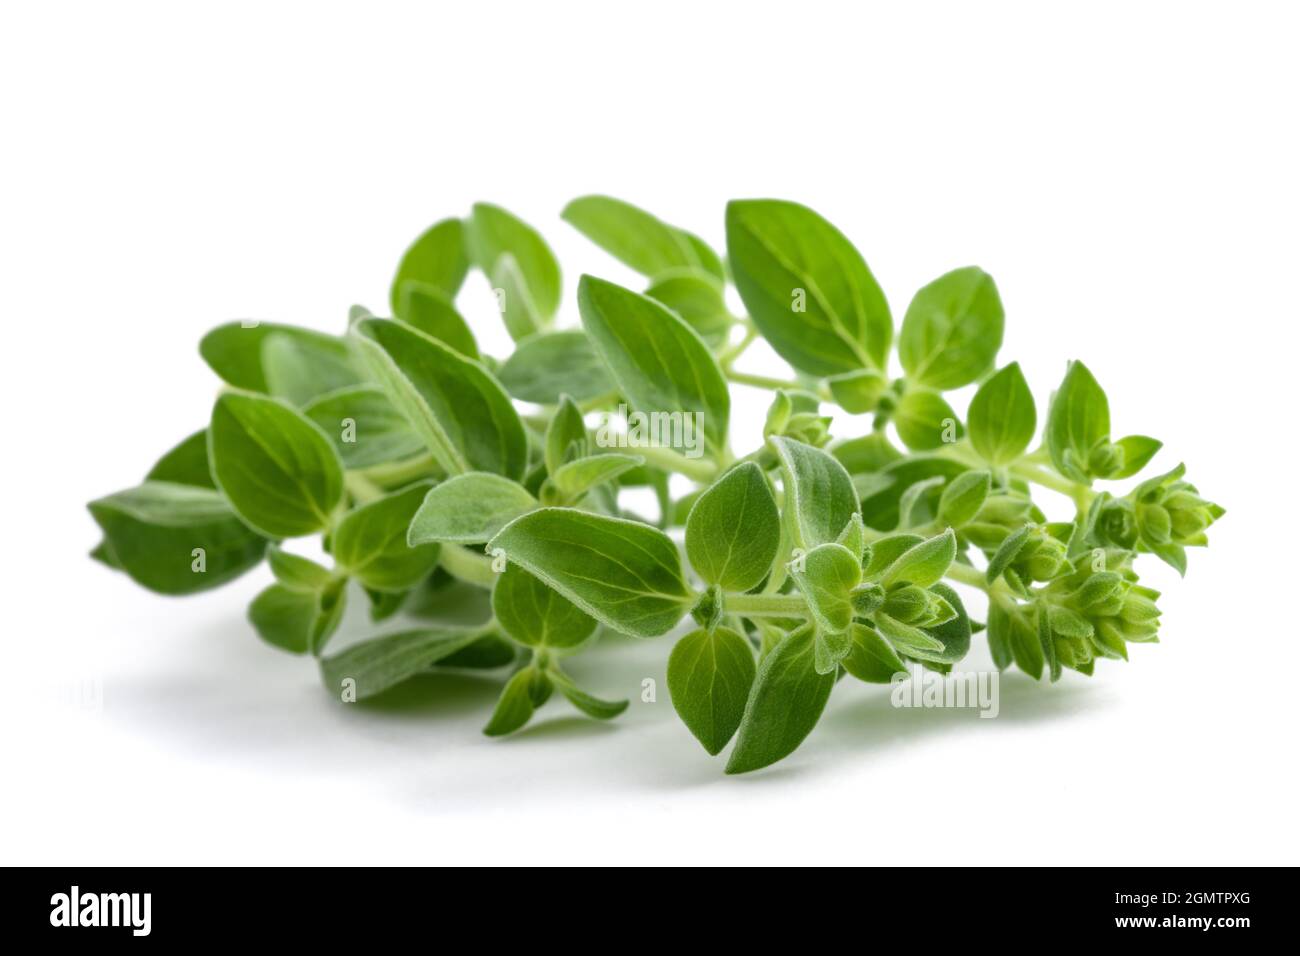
[[88, 197, 1222, 773]]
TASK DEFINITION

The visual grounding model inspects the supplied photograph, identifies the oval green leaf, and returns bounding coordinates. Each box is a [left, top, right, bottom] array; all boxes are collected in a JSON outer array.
[[209, 391, 345, 538], [489, 508, 694, 638], [351, 317, 527, 480], [726, 199, 892, 375], [578, 275, 730, 460], [667, 626, 756, 755], [685, 461, 781, 593], [88, 481, 267, 595]]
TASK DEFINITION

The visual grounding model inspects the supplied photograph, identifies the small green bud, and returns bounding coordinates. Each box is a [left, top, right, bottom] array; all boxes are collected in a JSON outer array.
[[1098, 499, 1139, 549], [1072, 571, 1125, 611], [763, 389, 793, 439], [1137, 503, 1172, 544], [882, 584, 930, 623], [850, 582, 886, 616], [939, 470, 992, 528], [691, 584, 724, 631], [1088, 439, 1125, 477]]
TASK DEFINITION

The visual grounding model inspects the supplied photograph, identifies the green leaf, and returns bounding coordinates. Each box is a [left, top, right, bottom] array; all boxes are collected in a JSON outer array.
[[914, 582, 972, 663], [831, 433, 903, 474], [208, 390, 345, 538], [549, 453, 644, 503], [769, 436, 859, 551], [491, 563, 598, 650], [860, 455, 969, 530], [199, 322, 358, 395], [466, 202, 561, 319], [267, 544, 333, 591], [1008, 608, 1044, 679], [144, 429, 216, 489], [261, 331, 365, 406], [489, 508, 694, 638], [483, 666, 546, 736], [836, 512, 868, 559], [986, 524, 1032, 584], [436, 632, 517, 669], [898, 267, 1004, 389], [873, 611, 944, 655], [644, 270, 733, 347], [496, 330, 616, 405], [1111, 435, 1163, 479], [351, 317, 527, 480], [986, 602, 1014, 670], [389, 217, 470, 314], [90, 539, 122, 570], [1046, 360, 1110, 484], [365, 587, 408, 623], [562, 195, 719, 279], [88, 481, 266, 595], [841, 623, 907, 683], [1038, 604, 1062, 682], [248, 583, 317, 654], [490, 254, 547, 341], [790, 542, 861, 639], [545, 395, 589, 476], [684, 461, 781, 592], [827, 369, 888, 414], [968, 362, 1036, 465], [333, 483, 442, 592], [880, 529, 957, 589], [320, 627, 485, 700], [894, 388, 960, 451], [552, 673, 629, 720], [863, 533, 924, 577], [407, 472, 537, 545], [726, 199, 891, 375], [394, 281, 479, 359], [938, 470, 991, 527], [578, 275, 730, 459], [301, 385, 425, 471], [667, 626, 756, 755], [725, 626, 835, 774], [249, 578, 346, 656]]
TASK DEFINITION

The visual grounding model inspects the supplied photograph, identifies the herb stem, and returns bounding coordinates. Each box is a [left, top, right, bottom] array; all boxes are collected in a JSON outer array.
[[718, 325, 759, 367], [725, 369, 802, 392], [634, 445, 720, 482], [937, 440, 1095, 509], [437, 545, 498, 589], [344, 472, 386, 504], [1009, 462, 1095, 508], [942, 561, 991, 591], [578, 390, 622, 413], [356, 453, 437, 487], [724, 592, 809, 618]]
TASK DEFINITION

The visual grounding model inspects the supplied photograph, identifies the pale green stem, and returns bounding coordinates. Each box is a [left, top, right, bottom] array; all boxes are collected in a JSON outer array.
[[578, 390, 622, 413], [724, 593, 808, 618], [938, 441, 1095, 509], [942, 561, 990, 591], [634, 444, 720, 482], [718, 326, 758, 367], [437, 545, 499, 589], [1009, 461, 1095, 508], [357, 453, 437, 487], [725, 369, 804, 392], [344, 472, 386, 504]]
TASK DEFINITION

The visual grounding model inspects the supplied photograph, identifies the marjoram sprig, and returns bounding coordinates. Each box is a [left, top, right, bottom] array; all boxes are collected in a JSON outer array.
[[87, 196, 1223, 774]]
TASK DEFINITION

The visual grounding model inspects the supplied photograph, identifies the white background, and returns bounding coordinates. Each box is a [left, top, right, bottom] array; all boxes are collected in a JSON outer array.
[[1, 1, 1296, 865]]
